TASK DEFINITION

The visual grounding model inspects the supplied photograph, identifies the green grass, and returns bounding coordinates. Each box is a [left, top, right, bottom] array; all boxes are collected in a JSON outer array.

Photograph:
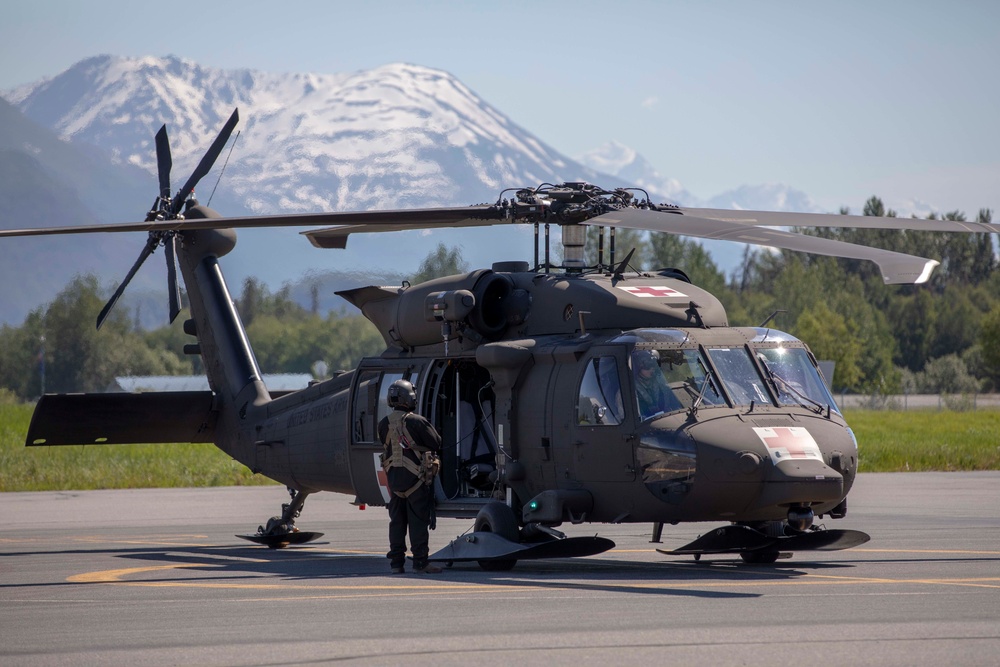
[[2, 403, 998, 492], [844, 409, 1000, 472], [0, 403, 276, 492]]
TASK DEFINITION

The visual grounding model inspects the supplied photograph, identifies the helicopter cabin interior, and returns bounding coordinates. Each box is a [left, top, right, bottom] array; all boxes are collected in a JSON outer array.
[[350, 357, 500, 515]]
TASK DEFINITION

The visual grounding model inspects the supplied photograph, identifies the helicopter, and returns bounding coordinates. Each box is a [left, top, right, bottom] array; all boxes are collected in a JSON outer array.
[[5, 109, 996, 568]]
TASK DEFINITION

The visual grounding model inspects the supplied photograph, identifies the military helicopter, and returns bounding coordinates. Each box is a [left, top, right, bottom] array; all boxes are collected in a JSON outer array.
[[5, 109, 995, 568]]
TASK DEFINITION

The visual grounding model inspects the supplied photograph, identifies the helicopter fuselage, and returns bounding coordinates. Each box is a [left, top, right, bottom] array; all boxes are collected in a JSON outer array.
[[232, 261, 856, 530]]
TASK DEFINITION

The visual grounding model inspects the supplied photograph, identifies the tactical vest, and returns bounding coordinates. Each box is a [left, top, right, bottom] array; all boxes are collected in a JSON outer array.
[[382, 411, 440, 498]]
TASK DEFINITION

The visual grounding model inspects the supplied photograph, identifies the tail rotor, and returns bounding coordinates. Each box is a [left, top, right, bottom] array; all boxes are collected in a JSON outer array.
[[96, 108, 239, 330]]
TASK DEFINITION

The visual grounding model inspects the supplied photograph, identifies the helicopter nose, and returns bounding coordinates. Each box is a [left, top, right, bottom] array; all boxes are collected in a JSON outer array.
[[757, 454, 844, 508], [688, 420, 847, 517]]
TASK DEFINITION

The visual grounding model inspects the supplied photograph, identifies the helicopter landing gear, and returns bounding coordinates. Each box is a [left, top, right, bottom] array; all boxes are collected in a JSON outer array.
[[236, 487, 324, 548], [473, 501, 519, 571]]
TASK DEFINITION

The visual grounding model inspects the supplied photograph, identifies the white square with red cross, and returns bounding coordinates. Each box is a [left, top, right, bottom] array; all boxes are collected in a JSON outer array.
[[753, 426, 824, 465], [617, 285, 688, 298]]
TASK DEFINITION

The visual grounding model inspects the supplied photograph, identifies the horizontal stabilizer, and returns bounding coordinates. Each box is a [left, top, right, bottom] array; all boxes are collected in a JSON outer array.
[[429, 531, 615, 563], [25, 391, 217, 446]]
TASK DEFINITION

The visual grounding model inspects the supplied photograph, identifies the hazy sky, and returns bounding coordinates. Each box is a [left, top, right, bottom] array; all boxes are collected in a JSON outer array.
[[3, 0, 998, 218]]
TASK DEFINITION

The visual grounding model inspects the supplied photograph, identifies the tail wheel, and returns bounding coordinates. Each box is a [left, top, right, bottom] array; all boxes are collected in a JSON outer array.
[[474, 501, 519, 571]]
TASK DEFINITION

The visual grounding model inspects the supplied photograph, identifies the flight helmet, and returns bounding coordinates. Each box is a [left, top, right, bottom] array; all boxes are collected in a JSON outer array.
[[387, 379, 417, 411]]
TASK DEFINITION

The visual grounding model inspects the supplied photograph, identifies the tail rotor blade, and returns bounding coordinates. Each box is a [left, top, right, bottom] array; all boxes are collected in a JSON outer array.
[[96, 235, 158, 330], [155, 125, 172, 201], [165, 235, 182, 323], [170, 108, 239, 216]]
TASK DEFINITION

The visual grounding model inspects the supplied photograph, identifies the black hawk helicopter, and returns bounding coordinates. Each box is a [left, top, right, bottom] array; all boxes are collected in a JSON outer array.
[[5, 109, 995, 568]]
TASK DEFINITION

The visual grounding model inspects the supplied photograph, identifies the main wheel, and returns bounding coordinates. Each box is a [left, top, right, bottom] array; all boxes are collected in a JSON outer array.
[[740, 550, 780, 564], [474, 501, 519, 571]]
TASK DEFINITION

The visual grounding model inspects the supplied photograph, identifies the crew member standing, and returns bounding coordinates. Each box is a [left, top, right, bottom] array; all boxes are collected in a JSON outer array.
[[378, 379, 443, 574]]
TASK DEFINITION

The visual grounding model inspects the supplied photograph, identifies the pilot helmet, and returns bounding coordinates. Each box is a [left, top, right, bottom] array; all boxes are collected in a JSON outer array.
[[387, 379, 417, 411], [633, 349, 660, 371]]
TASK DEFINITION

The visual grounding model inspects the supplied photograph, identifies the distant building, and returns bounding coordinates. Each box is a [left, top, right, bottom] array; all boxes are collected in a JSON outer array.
[[108, 374, 313, 393]]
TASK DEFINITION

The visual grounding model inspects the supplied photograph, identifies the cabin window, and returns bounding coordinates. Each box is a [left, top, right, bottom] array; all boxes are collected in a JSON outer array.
[[706, 347, 772, 406], [376, 372, 405, 425], [577, 356, 624, 425], [353, 371, 380, 444], [352, 369, 419, 445]]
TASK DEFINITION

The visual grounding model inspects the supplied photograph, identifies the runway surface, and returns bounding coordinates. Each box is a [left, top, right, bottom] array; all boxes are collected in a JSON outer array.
[[2, 472, 999, 666]]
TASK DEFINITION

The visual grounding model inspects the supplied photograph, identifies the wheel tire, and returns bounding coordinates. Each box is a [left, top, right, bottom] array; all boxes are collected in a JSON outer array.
[[475, 501, 519, 571], [740, 550, 780, 564]]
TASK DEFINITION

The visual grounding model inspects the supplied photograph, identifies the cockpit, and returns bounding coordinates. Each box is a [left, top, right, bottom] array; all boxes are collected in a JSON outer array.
[[577, 327, 839, 424]]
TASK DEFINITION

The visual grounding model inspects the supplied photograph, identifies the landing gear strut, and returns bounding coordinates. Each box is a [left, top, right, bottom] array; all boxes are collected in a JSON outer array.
[[236, 487, 324, 548]]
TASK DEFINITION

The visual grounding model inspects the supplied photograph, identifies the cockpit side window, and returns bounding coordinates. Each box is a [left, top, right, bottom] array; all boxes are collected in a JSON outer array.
[[577, 356, 625, 426], [706, 347, 772, 407]]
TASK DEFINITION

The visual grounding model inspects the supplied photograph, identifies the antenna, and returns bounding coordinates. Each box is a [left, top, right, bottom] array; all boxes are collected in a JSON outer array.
[[207, 130, 241, 207]]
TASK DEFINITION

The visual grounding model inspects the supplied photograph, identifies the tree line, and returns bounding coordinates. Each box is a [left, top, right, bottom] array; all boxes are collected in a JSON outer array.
[[2, 199, 999, 400]]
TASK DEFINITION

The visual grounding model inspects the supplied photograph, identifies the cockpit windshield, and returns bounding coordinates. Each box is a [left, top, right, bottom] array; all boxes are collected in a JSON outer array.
[[755, 346, 840, 413], [706, 347, 771, 406]]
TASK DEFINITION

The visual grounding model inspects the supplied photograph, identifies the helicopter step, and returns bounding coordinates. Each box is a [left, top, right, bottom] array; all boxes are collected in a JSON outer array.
[[428, 532, 615, 569], [657, 524, 870, 561]]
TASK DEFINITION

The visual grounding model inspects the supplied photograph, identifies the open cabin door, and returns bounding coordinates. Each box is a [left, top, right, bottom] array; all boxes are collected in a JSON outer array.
[[348, 364, 418, 506], [422, 358, 499, 503]]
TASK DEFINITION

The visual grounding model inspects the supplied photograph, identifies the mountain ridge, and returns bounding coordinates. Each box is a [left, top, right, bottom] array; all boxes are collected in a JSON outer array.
[[1, 55, 880, 326]]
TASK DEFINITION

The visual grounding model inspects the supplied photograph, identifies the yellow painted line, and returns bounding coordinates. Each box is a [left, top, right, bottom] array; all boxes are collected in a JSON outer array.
[[68, 564, 211, 583], [68, 564, 1000, 594], [69, 565, 512, 593]]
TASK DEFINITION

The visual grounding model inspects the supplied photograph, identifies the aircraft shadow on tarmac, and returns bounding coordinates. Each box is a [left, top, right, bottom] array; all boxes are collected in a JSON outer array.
[[1, 541, 929, 600]]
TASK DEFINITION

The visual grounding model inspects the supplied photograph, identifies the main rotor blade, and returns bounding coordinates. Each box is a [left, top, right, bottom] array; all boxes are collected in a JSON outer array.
[[0, 205, 501, 238], [96, 235, 158, 330], [675, 207, 1000, 234], [165, 235, 181, 323], [588, 208, 940, 285], [155, 125, 172, 201], [169, 108, 239, 216]]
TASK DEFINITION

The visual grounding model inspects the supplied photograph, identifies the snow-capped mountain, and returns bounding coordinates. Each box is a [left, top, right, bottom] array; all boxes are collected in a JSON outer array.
[[7, 55, 615, 215], [1, 55, 846, 326], [3, 55, 643, 313]]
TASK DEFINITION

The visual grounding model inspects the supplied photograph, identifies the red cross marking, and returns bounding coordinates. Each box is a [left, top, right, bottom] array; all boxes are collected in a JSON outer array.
[[753, 426, 822, 464], [618, 285, 688, 298], [373, 453, 392, 503]]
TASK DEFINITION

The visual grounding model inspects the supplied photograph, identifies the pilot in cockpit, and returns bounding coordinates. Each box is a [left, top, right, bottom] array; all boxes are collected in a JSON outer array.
[[632, 349, 682, 420]]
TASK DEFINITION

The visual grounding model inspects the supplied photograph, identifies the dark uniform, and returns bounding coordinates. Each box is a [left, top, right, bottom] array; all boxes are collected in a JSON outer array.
[[378, 396, 442, 574]]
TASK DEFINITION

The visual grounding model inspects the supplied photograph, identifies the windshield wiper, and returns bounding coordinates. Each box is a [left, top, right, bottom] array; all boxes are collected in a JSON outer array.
[[756, 354, 824, 414], [688, 358, 719, 419]]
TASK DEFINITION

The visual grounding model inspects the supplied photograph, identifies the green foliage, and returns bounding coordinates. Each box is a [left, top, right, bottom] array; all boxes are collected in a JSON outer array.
[[794, 303, 863, 390], [915, 354, 981, 394], [412, 243, 469, 284], [247, 312, 383, 375], [978, 306, 1000, 385], [0, 276, 189, 398]]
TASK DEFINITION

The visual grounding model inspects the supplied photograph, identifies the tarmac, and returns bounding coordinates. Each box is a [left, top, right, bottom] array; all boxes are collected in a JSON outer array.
[[2, 472, 999, 666]]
